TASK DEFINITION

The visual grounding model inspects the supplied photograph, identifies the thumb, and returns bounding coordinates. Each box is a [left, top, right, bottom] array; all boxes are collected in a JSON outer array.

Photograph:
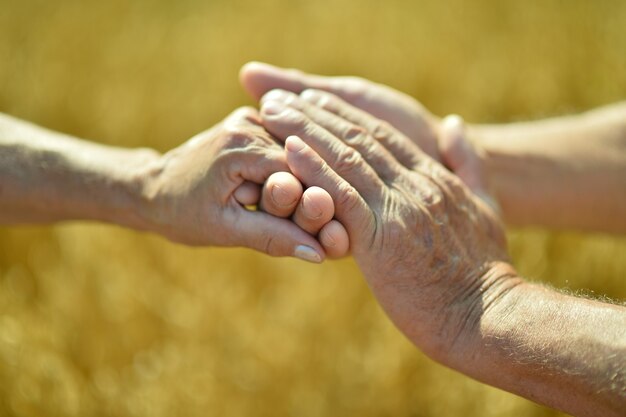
[[230, 207, 326, 263], [240, 61, 332, 101], [439, 115, 499, 211]]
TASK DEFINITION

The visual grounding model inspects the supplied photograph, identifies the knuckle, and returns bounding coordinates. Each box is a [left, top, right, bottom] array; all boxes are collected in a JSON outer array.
[[301, 88, 321, 100], [225, 106, 258, 125], [442, 173, 466, 197], [333, 147, 364, 174], [300, 118, 319, 138], [414, 176, 446, 211], [370, 120, 394, 141], [274, 107, 309, 136], [234, 106, 257, 118], [309, 158, 330, 181], [222, 127, 256, 149], [335, 185, 360, 212], [343, 125, 368, 145], [426, 185, 450, 218], [303, 88, 334, 109], [262, 232, 280, 257], [327, 76, 371, 106]]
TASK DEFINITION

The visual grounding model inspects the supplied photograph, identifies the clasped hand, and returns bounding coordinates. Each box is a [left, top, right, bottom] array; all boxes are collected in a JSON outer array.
[[140, 63, 518, 363]]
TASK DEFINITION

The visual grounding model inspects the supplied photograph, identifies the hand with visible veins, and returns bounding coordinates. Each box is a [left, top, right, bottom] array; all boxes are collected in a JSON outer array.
[[241, 62, 626, 234], [240, 61, 443, 160], [257, 88, 494, 210], [257, 90, 626, 417], [258, 90, 512, 357], [240, 62, 489, 206]]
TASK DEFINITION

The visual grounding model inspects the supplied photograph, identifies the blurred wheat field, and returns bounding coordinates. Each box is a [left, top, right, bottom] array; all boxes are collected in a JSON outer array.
[[1, 0, 625, 416]]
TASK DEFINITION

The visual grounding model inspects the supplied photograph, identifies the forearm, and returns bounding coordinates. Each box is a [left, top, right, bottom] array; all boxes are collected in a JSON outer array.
[[0, 113, 158, 228], [451, 281, 626, 417], [469, 102, 626, 233]]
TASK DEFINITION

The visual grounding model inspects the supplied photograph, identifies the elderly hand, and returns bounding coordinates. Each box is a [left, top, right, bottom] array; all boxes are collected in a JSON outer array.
[[139, 107, 348, 261], [241, 62, 441, 158], [258, 90, 522, 363], [240, 62, 491, 205]]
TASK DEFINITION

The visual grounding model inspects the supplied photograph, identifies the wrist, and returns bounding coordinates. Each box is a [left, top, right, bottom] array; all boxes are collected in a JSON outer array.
[[431, 261, 525, 365], [116, 147, 165, 232]]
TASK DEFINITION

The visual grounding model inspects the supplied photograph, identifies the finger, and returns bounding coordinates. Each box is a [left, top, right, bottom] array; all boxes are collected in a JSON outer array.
[[223, 106, 279, 148], [229, 207, 325, 263], [292, 186, 334, 235], [234, 181, 261, 206], [214, 146, 289, 201], [240, 62, 440, 159], [240, 62, 345, 101], [298, 89, 427, 170], [319, 220, 350, 259], [439, 115, 499, 211], [261, 89, 402, 183], [261, 101, 385, 204], [241, 61, 383, 109], [284, 135, 375, 239], [259, 171, 303, 218], [223, 106, 263, 126]]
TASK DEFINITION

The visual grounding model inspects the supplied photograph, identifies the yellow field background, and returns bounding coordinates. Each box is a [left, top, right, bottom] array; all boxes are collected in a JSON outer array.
[[1, 1, 625, 416]]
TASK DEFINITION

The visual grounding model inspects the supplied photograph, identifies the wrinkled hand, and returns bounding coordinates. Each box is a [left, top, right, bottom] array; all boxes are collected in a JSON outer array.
[[139, 107, 348, 261], [258, 91, 522, 363], [240, 62, 492, 206], [241, 62, 440, 158]]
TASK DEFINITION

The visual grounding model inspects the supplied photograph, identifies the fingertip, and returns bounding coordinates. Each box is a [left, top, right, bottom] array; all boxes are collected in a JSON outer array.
[[240, 61, 274, 99], [439, 114, 470, 169], [300, 88, 328, 106], [268, 171, 303, 193], [302, 186, 334, 220], [240, 62, 304, 100], [440, 114, 464, 148], [319, 220, 350, 258], [240, 61, 267, 76], [442, 114, 465, 132], [440, 114, 492, 201], [268, 171, 303, 203], [233, 181, 261, 206], [260, 89, 297, 105], [292, 186, 335, 235], [294, 244, 324, 263], [261, 99, 289, 117], [260, 171, 303, 217], [285, 135, 307, 153]]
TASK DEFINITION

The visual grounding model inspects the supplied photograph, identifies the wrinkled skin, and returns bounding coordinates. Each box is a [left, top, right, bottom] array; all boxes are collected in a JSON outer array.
[[139, 106, 348, 261], [241, 62, 441, 159], [240, 62, 492, 208], [259, 90, 521, 360]]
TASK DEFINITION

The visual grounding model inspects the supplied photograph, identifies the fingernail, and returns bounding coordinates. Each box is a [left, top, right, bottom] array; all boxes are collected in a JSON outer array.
[[262, 100, 287, 116], [302, 193, 323, 219], [271, 184, 297, 207], [285, 136, 306, 152], [301, 89, 324, 105], [294, 245, 322, 263], [442, 114, 465, 137], [321, 229, 336, 247], [263, 89, 291, 103]]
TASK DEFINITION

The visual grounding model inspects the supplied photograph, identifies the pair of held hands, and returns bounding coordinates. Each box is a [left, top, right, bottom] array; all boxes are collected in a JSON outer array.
[[138, 62, 514, 360]]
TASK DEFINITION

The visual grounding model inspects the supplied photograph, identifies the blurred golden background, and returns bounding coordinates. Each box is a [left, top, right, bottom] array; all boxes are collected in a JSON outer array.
[[1, 0, 625, 416]]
